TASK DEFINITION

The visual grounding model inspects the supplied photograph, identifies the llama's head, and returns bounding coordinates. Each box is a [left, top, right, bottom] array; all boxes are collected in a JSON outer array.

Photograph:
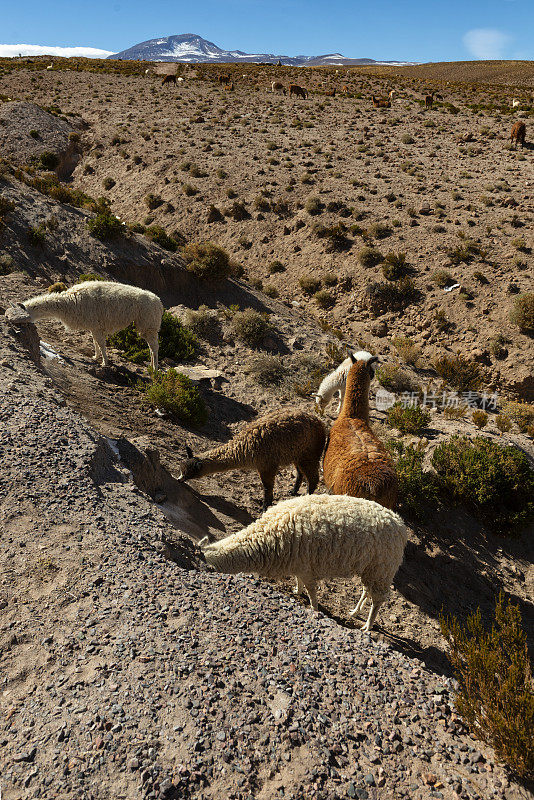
[[350, 351, 379, 378], [176, 445, 203, 481]]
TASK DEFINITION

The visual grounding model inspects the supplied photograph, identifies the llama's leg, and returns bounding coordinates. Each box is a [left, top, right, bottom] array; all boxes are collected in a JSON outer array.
[[301, 461, 319, 495], [361, 591, 387, 633], [142, 330, 159, 373], [349, 588, 368, 617], [291, 467, 303, 496], [92, 331, 108, 366], [304, 580, 318, 611], [294, 577, 305, 595], [259, 467, 276, 512], [91, 333, 102, 362]]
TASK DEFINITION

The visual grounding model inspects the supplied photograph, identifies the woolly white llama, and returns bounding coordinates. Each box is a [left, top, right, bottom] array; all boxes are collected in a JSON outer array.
[[314, 350, 374, 414], [20, 281, 164, 370], [201, 493, 409, 632]]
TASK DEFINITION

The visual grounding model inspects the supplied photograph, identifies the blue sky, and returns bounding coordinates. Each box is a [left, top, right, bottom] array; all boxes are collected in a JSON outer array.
[[1, 0, 533, 61]]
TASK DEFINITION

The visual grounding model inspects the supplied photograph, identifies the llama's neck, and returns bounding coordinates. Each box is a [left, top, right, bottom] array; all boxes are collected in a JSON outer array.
[[198, 443, 242, 476], [24, 292, 70, 322], [339, 369, 370, 422]]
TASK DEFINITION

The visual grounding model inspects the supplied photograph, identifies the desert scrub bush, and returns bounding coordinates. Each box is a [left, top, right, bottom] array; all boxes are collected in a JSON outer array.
[[432, 269, 455, 288], [0, 195, 15, 218], [87, 201, 123, 241], [447, 240, 485, 266], [382, 252, 409, 280], [472, 410, 488, 429], [108, 312, 196, 365], [144, 225, 178, 251], [496, 414, 512, 433], [509, 293, 534, 334], [358, 246, 384, 268], [387, 402, 430, 435], [76, 273, 105, 283], [206, 204, 224, 223], [368, 222, 392, 239], [305, 196, 323, 215], [314, 289, 335, 309], [376, 364, 419, 393], [392, 336, 420, 366], [183, 242, 231, 281], [501, 401, 534, 433], [363, 278, 417, 316], [244, 355, 287, 386], [183, 305, 221, 341], [47, 282, 68, 293], [142, 369, 207, 427], [145, 193, 163, 209], [28, 223, 46, 247], [263, 285, 279, 299], [440, 593, 534, 779], [231, 309, 274, 348], [269, 260, 286, 274], [400, 133, 414, 144], [387, 440, 438, 520], [431, 435, 534, 531], [299, 275, 322, 295], [182, 183, 199, 197], [443, 404, 468, 420], [39, 151, 59, 170], [103, 177, 116, 190], [0, 253, 15, 275], [434, 354, 482, 392], [224, 201, 250, 221]]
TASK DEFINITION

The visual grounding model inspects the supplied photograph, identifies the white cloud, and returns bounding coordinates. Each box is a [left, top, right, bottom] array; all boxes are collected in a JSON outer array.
[[463, 28, 511, 60], [0, 44, 115, 58]]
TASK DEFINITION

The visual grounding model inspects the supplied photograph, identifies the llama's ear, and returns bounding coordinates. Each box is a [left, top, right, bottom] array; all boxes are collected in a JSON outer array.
[[350, 352, 357, 363], [368, 356, 379, 373], [185, 445, 193, 459], [18, 302, 26, 310]]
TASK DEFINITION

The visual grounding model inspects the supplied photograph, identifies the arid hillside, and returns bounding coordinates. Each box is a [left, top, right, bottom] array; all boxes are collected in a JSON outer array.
[[0, 60, 533, 800]]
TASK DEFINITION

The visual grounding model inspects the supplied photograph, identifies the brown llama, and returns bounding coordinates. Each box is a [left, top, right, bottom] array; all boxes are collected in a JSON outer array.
[[289, 84, 308, 99], [161, 74, 176, 86], [511, 121, 526, 148], [372, 95, 391, 109], [425, 92, 443, 108], [323, 354, 398, 509], [325, 88, 336, 97]]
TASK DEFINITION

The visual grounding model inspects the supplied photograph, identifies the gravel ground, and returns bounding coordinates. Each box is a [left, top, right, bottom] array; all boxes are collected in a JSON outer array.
[[1, 321, 532, 800]]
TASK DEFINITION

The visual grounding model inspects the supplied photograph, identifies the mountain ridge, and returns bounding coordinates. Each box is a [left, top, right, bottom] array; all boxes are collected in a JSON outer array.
[[110, 32, 415, 66]]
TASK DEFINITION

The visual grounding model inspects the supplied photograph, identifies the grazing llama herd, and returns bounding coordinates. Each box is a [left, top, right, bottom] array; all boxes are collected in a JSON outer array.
[[8, 78, 528, 631]]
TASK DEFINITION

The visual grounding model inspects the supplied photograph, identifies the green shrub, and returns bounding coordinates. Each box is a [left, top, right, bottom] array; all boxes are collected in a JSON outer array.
[[368, 222, 392, 239], [314, 289, 335, 309], [501, 401, 534, 433], [382, 252, 409, 280], [496, 414, 512, 433], [39, 151, 59, 170], [269, 260, 286, 274], [440, 593, 534, 779], [392, 335, 420, 365], [144, 225, 178, 251], [432, 269, 455, 288], [0, 253, 15, 275], [388, 440, 438, 520], [28, 223, 46, 247], [387, 402, 430, 435], [224, 200, 249, 220], [358, 246, 384, 268], [231, 309, 273, 348], [509, 293, 534, 334], [142, 369, 207, 426], [434, 354, 482, 391], [145, 193, 163, 209], [446, 240, 485, 266], [364, 278, 417, 315], [103, 177, 116, 190], [305, 196, 323, 215], [431, 435, 534, 530], [87, 202, 123, 240], [299, 275, 322, 295], [245, 355, 287, 386], [313, 222, 351, 252], [183, 242, 231, 281], [472, 410, 488, 429], [376, 364, 419, 393], [183, 305, 221, 340], [108, 311, 196, 364], [76, 273, 105, 283]]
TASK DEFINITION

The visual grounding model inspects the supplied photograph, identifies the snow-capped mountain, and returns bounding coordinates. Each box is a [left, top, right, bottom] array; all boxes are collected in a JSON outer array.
[[110, 34, 414, 66]]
